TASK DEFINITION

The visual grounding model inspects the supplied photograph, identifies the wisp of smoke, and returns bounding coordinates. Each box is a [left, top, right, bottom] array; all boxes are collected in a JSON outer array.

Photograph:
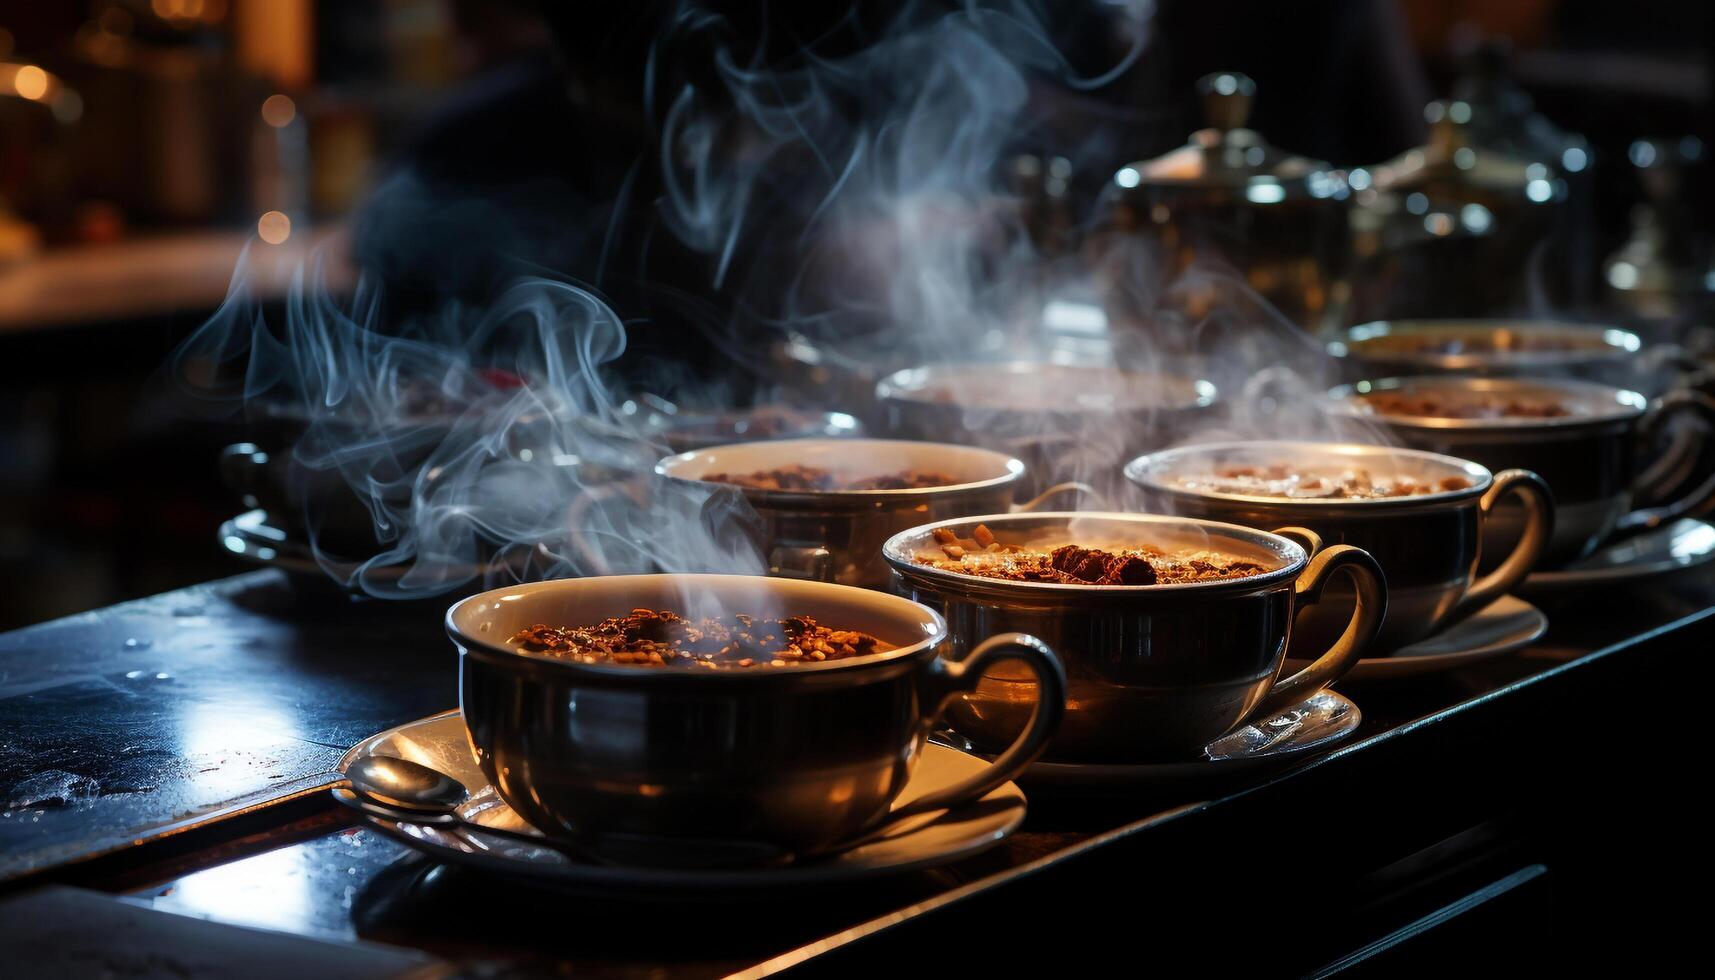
[[175, 244, 765, 599], [651, 0, 1385, 502], [176, 1, 1410, 600]]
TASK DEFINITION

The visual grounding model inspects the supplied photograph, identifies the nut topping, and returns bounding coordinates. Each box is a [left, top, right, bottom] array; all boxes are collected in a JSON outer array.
[[918, 524, 1270, 584], [1172, 464, 1473, 499], [1360, 391, 1572, 420], [511, 609, 889, 667], [705, 465, 960, 491]]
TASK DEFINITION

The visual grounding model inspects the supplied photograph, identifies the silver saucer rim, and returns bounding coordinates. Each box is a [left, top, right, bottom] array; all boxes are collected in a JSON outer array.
[[983, 689, 1362, 786], [335, 711, 1027, 891], [1522, 517, 1715, 595], [1285, 594, 1547, 681]]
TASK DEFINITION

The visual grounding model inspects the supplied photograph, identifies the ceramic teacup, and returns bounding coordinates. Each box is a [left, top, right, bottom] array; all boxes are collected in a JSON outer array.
[[656, 438, 1094, 589], [449, 574, 1066, 862], [874, 362, 1218, 494], [1328, 319, 1644, 385], [1327, 375, 1715, 564], [883, 513, 1385, 762], [1126, 441, 1552, 651]]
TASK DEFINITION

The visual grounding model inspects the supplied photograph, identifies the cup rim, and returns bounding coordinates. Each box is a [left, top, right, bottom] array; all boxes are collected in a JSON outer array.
[[883, 511, 1309, 597], [1124, 440, 1493, 508], [658, 407, 862, 452], [447, 574, 947, 683], [1326, 375, 1648, 430], [874, 361, 1220, 412], [1329, 319, 1641, 370], [654, 438, 1027, 504]]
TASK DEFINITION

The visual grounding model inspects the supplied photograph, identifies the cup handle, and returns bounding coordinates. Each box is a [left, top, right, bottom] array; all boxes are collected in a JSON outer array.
[[1270, 526, 1324, 560], [1245, 545, 1386, 724], [1454, 469, 1554, 616], [885, 633, 1066, 822], [220, 442, 268, 507], [767, 544, 835, 581], [1015, 482, 1105, 512], [1618, 390, 1715, 533], [1639, 343, 1703, 380]]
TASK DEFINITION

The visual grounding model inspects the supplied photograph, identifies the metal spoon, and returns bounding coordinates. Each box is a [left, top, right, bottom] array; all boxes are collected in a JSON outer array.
[[337, 755, 593, 859], [338, 756, 790, 869], [345, 755, 472, 814]]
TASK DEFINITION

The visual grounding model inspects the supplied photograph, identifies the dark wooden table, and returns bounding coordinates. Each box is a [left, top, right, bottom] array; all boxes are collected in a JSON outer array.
[[1, 568, 1710, 977]]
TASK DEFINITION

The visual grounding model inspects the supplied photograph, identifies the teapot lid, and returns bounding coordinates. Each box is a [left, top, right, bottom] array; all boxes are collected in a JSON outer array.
[[1367, 100, 1566, 204], [1111, 73, 1346, 203]]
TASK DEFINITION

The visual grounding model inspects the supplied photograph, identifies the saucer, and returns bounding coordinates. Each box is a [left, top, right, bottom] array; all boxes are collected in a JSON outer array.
[[1284, 594, 1546, 682], [1521, 518, 1715, 596], [1012, 690, 1361, 788], [335, 711, 1025, 892]]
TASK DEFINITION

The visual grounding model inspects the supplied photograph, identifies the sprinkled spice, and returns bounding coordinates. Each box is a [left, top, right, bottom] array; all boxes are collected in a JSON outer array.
[[918, 524, 1271, 585], [705, 464, 960, 491], [1173, 464, 1473, 499], [510, 608, 890, 667], [1363, 334, 1601, 354], [1360, 392, 1572, 420]]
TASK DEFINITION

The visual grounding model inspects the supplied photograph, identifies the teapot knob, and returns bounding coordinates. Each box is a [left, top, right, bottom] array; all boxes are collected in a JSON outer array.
[[1197, 72, 1256, 131]]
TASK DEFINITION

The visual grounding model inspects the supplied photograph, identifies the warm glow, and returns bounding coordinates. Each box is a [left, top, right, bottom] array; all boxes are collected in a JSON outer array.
[[260, 94, 295, 128], [237, 0, 313, 89], [2, 63, 65, 106], [12, 64, 48, 101], [257, 210, 292, 245], [151, 0, 208, 18]]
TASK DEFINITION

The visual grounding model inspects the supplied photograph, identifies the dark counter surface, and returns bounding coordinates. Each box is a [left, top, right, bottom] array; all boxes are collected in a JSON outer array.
[[0, 573, 449, 880], [1, 567, 1711, 975]]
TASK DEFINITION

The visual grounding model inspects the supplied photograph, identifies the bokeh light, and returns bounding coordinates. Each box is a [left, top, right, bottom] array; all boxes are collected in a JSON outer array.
[[257, 211, 292, 245], [260, 94, 296, 128], [13, 65, 48, 101]]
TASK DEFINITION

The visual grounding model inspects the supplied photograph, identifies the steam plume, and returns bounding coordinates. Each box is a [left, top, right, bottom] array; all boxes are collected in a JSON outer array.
[[176, 247, 763, 598], [177, 1, 1411, 596]]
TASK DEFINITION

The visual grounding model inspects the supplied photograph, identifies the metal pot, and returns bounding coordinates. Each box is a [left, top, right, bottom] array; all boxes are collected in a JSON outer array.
[[1126, 441, 1551, 651], [655, 439, 1095, 589], [449, 574, 1065, 861], [1095, 72, 1353, 337], [883, 513, 1385, 762], [1346, 98, 1575, 321], [222, 388, 583, 561], [220, 428, 449, 560], [1327, 376, 1715, 564]]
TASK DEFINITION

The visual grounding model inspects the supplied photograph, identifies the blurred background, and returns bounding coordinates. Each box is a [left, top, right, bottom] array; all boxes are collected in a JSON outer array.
[[0, 0, 1709, 629]]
